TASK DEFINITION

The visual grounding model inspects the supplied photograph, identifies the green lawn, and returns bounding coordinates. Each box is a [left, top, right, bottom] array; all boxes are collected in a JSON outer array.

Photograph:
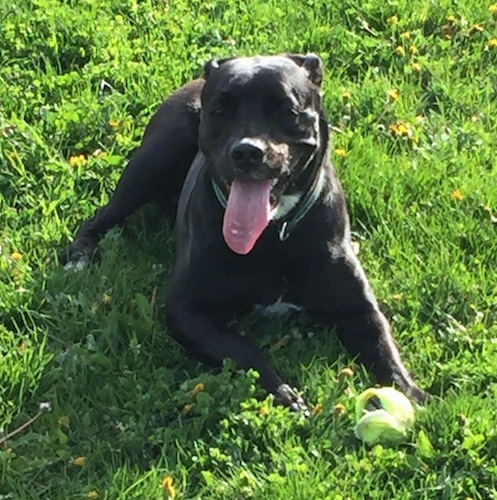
[[1, 0, 497, 498]]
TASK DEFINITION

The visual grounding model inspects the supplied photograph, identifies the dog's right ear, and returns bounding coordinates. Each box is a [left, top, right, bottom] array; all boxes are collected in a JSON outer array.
[[204, 57, 235, 78]]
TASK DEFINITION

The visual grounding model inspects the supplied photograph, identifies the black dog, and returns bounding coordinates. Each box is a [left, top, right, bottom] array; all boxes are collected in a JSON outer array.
[[61, 54, 426, 410]]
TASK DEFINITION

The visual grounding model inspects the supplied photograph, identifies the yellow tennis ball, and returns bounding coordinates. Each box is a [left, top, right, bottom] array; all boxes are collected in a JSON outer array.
[[354, 387, 415, 444]]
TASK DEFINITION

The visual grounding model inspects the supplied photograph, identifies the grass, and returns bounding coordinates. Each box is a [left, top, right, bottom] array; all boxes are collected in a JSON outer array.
[[1, 0, 497, 498]]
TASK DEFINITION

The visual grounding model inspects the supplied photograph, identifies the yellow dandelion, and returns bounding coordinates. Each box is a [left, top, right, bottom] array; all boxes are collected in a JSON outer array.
[[387, 15, 399, 26], [412, 62, 422, 72], [259, 406, 269, 416], [109, 119, 120, 128], [389, 122, 411, 137], [87, 491, 99, 500], [11, 251, 22, 261], [102, 293, 112, 304], [488, 38, 497, 50], [162, 476, 176, 498], [73, 456, 86, 466], [69, 154, 87, 167], [334, 148, 347, 157], [340, 367, 354, 378], [468, 24, 484, 35], [333, 403, 346, 416], [401, 31, 411, 40], [447, 15, 456, 24], [392, 293, 404, 300], [312, 403, 323, 415], [451, 189, 464, 201], [409, 45, 418, 55], [395, 45, 405, 56], [342, 90, 351, 100], [387, 89, 400, 101], [58, 415, 70, 428], [181, 403, 194, 415], [190, 383, 205, 397], [272, 338, 288, 350], [490, 4, 497, 17]]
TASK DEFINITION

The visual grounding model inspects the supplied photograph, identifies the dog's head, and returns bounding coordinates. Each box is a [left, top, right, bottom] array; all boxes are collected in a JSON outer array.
[[199, 53, 326, 255]]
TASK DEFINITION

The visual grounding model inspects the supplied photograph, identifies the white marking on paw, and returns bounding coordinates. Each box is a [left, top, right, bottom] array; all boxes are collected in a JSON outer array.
[[63, 257, 89, 272]]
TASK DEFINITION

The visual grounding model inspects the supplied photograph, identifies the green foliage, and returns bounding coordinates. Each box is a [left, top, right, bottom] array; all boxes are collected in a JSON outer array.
[[1, 0, 497, 498]]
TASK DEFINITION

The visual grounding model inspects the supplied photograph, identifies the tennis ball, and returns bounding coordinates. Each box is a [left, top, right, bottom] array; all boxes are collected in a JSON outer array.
[[354, 387, 415, 444]]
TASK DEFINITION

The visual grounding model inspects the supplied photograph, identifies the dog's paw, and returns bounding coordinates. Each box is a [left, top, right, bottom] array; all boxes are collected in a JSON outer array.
[[274, 384, 310, 416], [62, 255, 90, 272], [59, 241, 100, 271]]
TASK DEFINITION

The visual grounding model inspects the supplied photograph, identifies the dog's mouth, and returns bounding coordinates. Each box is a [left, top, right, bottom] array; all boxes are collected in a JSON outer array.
[[222, 177, 273, 255]]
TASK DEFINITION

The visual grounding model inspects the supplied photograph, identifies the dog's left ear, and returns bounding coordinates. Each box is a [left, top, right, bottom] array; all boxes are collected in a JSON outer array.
[[286, 53, 323, 87], [204, 56, 236, 78]]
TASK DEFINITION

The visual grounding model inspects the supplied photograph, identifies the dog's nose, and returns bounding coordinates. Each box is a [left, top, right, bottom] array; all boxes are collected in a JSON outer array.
[[230, 139, 264, 170]]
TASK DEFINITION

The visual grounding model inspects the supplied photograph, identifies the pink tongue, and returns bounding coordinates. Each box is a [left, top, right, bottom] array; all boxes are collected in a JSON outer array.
[[223, 178, 272, 255]]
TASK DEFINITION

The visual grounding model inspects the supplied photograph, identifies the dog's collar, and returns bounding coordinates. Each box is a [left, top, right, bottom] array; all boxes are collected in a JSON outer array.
[[277, 167, 325, 241], [211, 166, 325, 242]]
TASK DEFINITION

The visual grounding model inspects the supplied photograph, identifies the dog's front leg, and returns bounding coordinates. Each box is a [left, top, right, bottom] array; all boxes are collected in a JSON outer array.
[[291, 246, 427, 404], [165, 295, 307, 412]]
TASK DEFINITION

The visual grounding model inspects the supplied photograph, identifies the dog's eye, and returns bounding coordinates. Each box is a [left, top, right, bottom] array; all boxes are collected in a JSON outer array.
[[276, 106, 299, 121], [209, 108, 225, 118]]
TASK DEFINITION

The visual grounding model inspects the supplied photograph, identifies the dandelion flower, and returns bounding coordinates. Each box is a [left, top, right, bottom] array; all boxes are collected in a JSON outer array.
[[468, 24, 484, 35], [87, 492, 99, 500], [412, 62, 422, 72], [387, 15, 398, 26], [333, 403, 346, 416], [387, 89, 400, 101], [389, 122, 411, 137], [395, 46, 406, 56], [11, 252, 22, 261], [312, 403, 323, 415], [334, 148, 347, 157], [401, 31, 411, 40], [69, 155, 87, 167], [190, 383, 205, 397], [259, 406, 269, 416], [58, 416, 70, 428], [73, 456, 86, 466], [181, 403, 194, 415], [162, 476, 176, 498], [490, 4, 497, 17], [451, 189, 464, 201], [488, 38, 497, 50], [342, 90, 351, 100]]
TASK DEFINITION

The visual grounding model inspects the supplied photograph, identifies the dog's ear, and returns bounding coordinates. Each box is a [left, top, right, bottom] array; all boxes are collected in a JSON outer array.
[[286, 53, 323, 87], [204, 57, 235, 78]]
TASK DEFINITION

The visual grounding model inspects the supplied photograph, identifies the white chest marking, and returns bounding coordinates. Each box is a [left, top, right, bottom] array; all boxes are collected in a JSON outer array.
[[270, 193, 302, 221], [256, 295, 303, 316]]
